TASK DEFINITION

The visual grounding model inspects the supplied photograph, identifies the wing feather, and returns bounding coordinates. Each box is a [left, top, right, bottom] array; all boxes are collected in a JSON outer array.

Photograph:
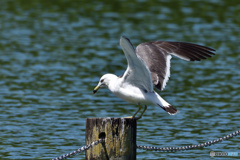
[[136, 41, 215, 90], [120, 36, 153, 92]]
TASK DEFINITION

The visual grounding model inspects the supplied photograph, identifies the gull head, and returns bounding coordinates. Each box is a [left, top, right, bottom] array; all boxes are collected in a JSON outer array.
[[93, 73, 118, 94]]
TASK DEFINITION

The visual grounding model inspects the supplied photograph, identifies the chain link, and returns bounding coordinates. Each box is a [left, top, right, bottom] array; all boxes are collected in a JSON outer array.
[[52, 129, 239, 159], [137, 129, 240, 151], [51, 139, 104, 160]]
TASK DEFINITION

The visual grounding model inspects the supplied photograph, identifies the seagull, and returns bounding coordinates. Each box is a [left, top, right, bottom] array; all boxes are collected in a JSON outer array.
[[93, 36, 215, 119]]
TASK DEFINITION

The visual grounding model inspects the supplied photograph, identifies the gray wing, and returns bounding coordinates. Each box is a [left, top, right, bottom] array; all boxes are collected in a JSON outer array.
[[136, 41, 215, 90], [120, 36, 153, 92]]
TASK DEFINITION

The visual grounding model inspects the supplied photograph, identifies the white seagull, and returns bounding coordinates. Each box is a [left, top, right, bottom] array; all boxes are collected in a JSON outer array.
[[93, 36, 215, 119]]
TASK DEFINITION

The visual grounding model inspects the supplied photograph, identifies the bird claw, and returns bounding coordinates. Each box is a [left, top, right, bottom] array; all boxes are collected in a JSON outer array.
[[124, 115, 142, 120], [124, 116, 134, 119]]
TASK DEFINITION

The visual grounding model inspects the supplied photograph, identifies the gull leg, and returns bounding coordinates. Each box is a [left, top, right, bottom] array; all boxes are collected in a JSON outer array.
[[124, 104, 143, 119], [135, 105, 147, 120], [125, 104, 142, 119], [132, 104, 142, 118]]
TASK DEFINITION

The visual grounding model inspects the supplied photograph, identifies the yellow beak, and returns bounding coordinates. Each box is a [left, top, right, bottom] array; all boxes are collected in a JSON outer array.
[[93, 84, 100, 94]]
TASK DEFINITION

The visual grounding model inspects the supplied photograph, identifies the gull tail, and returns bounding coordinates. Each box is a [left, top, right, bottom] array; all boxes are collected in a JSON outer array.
[[154, 93, 178, 115], [157, 104, 178, 115]]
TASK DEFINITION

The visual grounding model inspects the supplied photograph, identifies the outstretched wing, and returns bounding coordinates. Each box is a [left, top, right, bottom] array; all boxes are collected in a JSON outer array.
[[120, 36, 153, 92], [136, 41, 215, 90]]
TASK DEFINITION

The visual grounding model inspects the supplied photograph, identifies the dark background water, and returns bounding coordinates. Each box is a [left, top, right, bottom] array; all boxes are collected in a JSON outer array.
[[0, 0, 239, 159]]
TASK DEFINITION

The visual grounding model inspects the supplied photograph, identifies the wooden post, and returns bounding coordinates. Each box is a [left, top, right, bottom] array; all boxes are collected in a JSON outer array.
[[85, 118, 136, 160]]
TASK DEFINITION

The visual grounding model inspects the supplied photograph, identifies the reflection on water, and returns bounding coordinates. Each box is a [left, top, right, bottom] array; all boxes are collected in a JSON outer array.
[[0, 0, 239, 159]]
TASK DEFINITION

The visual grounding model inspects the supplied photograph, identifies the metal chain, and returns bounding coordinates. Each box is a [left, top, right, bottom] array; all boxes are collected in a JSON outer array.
[[137, 129, 240, 152], [51, 139, 104, 160], [52, 129, 239, 159]]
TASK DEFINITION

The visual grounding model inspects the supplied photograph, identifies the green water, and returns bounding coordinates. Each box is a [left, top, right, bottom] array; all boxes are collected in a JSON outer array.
[[0, 0, 239, 159]]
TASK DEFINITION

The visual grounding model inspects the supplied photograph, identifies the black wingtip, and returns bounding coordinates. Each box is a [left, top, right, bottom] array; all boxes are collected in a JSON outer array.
[[121, 35, 131, 43], [120, 36, 135, 49]]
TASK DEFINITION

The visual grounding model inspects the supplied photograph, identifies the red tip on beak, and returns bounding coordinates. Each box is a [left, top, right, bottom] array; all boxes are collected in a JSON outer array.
[[93, 90, 97, 94]]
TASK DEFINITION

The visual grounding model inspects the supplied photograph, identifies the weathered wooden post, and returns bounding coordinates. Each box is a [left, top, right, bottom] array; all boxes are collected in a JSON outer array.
[[85, 118, 136, 160]]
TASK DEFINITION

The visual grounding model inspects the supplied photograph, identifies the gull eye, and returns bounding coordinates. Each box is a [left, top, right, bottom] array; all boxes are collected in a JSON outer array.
[[100, 79, 104, 83]]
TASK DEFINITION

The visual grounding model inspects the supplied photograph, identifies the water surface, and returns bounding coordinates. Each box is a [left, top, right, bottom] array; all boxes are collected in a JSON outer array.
[[0, 0, 240, 159]]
